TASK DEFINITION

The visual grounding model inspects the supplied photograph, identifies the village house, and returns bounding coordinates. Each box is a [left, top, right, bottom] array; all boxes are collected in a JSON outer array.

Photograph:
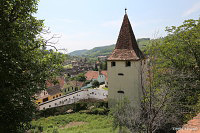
[[35, 76, 65, 104], [62, 81, 85, 94], [84, 70, 108, 88], [35, 85, 63, 104]]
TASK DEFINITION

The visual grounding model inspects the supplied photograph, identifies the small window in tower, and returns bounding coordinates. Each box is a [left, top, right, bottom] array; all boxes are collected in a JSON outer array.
[[111, 61, 116, 67], [118, 73, 124, 76], [126, 61, 131, 67], [117, 90, 124, 94]]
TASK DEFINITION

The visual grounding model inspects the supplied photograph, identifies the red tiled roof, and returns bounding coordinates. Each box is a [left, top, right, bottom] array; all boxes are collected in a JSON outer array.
[[46, 76, 65, 88], [177, 114, 200, 133], [85, 71, 108, 81], [85, 71, 98, 80], [107, 14, 144, 61]]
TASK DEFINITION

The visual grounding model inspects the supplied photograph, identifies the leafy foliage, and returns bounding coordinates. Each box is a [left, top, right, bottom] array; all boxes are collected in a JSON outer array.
[[144, 18, 200, 128], [0, 0, 64, 132], [157, 18, 200, 121], [92, 80, 100, 88], [70, 72, 86, 82]]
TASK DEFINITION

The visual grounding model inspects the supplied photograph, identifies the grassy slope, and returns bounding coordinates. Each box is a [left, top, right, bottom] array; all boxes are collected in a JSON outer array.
[[31, 113, 116, 133]]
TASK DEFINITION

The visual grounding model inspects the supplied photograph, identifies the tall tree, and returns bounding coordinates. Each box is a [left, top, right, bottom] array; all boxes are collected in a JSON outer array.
[[0, 0, 64, 132], [159, 18, 200, 121]]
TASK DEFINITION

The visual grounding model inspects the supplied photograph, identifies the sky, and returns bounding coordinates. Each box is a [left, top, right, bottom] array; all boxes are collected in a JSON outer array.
[[36, 0, 200, 53]]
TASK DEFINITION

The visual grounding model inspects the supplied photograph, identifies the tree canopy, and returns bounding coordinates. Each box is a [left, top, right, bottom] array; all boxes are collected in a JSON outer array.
[[0, 0, 64, 132]]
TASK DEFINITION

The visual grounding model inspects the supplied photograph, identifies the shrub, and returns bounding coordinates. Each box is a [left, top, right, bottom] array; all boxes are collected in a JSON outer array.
[[89, 107, 109, 115]]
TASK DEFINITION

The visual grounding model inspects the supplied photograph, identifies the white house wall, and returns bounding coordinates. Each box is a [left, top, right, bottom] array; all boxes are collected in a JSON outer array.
[[97, 75, 106, 83]]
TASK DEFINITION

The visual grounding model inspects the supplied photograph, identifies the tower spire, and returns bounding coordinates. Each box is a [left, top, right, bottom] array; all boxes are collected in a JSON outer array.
[[107, 13, 144, 61], [125, 8, 127, 14]]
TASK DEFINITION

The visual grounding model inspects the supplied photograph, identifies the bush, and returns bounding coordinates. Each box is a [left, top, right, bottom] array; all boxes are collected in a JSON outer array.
[[88, 107, 109, 115], [92, 80, 100, 88], [99, 82, 105, 85]]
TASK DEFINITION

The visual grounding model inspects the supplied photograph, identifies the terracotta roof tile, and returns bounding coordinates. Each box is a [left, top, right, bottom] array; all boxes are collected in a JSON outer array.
[[46, 76, 65, 88], [85, 71, 98, 80], [107, 14, 144, 61], [177, 113, 200, 133]]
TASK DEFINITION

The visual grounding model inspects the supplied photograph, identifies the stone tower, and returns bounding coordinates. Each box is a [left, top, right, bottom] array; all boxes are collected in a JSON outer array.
[[107, 13, 146, 108]]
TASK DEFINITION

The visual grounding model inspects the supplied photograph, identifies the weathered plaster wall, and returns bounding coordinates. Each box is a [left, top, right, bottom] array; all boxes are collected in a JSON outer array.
[[107, 60, 144, 108]]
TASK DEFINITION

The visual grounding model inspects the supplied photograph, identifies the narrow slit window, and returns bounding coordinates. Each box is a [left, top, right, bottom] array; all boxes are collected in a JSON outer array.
[[126, 61, 131, 67], [111, 61, 116, 67], [117, 90, 124, 94], [118, 73, 124, 76]]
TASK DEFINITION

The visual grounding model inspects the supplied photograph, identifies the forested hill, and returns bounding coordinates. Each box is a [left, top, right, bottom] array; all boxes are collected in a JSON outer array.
[[69, 38, 150, 58]]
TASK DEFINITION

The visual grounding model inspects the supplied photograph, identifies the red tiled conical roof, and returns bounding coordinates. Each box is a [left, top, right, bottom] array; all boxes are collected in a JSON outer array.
[[107, 14, 144, 61]]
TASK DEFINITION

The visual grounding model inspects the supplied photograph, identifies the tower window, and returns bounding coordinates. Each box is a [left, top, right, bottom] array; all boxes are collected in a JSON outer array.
[[118, 73, 124, 76], [111, 61, 116, 67], [125, 61, 131, 67], [117, 90, 124, 94]]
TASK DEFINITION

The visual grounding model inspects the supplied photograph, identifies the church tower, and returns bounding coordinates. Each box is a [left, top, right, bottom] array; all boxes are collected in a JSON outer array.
[[107, 12, 146, 107]]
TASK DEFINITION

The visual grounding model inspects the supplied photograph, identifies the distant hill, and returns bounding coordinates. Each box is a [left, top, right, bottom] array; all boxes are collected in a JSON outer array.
[[69, 38, 150, 58], [69, 49, 88, 56], [82, 44, 115, 58]]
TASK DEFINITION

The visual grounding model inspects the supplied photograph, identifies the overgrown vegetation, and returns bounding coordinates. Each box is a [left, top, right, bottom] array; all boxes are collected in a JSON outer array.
[[31, 101, 110, 133], [0, 0, 64, 132], [31, 113, 115, 133]]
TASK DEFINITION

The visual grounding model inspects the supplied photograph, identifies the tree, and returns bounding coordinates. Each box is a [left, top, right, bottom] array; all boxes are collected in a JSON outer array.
[[76, 73, 86, 82], [143, 18, 200, 131], [92, 80, 100, 88], [159, 18, 200, 121], [0, 0, 64, 132]]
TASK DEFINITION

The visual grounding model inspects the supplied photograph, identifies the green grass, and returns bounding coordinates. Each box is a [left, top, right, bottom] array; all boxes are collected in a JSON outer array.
[[31, 113, 117, 133], [103, 87, 109, 90], [63, 64, 73, 69]]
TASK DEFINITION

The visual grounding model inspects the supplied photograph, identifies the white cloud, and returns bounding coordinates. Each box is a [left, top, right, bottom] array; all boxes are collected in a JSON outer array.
[[183, 1, 200, 16]]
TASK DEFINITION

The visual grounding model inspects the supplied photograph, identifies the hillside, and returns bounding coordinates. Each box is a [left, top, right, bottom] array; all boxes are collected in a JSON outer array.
[[69, 49, 88, 56], [69, 38, 150, 58]]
